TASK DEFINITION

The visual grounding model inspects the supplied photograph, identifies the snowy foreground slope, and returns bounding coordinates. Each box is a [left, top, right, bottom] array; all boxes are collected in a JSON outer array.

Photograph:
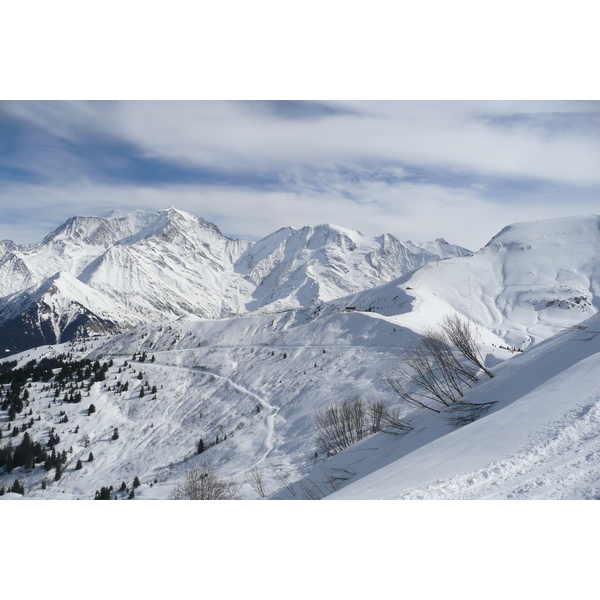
[[1, 297, 597, 501], [320, 312, 600, 500], [0, 310, 430, 499]]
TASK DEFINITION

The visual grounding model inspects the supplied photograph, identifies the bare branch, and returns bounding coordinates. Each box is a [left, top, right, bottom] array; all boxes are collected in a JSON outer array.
[[272, 468, 297, 497], [314, 396, 367, 455], [441, 314, 494, 378], [169, 460, 241, 500], [246, 464, 267, 498]]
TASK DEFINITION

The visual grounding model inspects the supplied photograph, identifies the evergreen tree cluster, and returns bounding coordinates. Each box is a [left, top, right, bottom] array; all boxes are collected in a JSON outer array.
[[43, 446, 67, 473], [94, 486, 113, 500], [0, 431, 50, 473]]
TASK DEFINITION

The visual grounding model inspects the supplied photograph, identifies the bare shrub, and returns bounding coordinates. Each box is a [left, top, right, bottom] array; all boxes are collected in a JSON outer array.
[[367, 399, 413, 435], [246, 464, 267, 498], [314, 396, 366, 456], [387, 315, 493, 413], [421, 327, 479, 387], [368, 399, 386, 433], [386, 338, 461, 413], [272, 468, 297, 497], [169, 460, 240, 500], [441, 314, 494, 378]]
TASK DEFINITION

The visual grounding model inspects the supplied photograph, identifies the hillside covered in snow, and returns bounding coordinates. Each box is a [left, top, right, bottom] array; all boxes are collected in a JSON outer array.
[[2, 212, 600, 500]]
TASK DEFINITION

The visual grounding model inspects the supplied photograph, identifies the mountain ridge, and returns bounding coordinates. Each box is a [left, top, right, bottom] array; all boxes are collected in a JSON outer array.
[[0, 207, 470, 354]]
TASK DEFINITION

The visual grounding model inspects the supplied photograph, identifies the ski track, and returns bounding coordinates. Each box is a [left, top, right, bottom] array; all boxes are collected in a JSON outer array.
[[393, 395, 600, 500], [141, 360, 278, 467]]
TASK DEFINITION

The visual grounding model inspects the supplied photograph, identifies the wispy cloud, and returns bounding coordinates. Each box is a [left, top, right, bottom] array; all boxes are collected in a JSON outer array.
[[0, 100, 598, 249]]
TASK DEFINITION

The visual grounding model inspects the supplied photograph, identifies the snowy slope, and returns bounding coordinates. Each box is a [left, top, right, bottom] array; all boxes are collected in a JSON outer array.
[[317, 214, 600, 349], [1, 277, 599, 501], [5, 212, 600, 501], [0, 210, 157, 298], [78, 207, 253, 322], [320, 311, 600, 500], [0, 272, 121, 354], [0, 309, 430, 499]]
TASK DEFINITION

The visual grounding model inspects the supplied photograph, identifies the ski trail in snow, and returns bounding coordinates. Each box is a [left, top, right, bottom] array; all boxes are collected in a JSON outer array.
[[394, 395, 600, 500], [141, 361, 278, 464]]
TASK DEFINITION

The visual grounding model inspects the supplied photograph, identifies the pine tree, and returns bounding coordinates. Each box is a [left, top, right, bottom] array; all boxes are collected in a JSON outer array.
[[88, 452, 94, 462], [197, 438, 204, 454], [112, 428, 119, 440], [55, 464, 62, 481], [120, 481, 127, 492], [139, 387, 145, 398], [128, 489, 135, 499], [11, 480, 24, 495], [95, 486, 111, 500], [88, 403, 96, 415], [75, 459, 83, 470], [133, 476, 141, 488]]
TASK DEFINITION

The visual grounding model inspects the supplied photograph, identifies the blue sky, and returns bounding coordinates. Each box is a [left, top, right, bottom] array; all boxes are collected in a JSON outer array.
[[0, 100, 599, 249]]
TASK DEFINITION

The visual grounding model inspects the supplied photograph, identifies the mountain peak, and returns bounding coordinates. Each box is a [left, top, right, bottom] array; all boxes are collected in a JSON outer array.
[[485, 214, 600, 249]]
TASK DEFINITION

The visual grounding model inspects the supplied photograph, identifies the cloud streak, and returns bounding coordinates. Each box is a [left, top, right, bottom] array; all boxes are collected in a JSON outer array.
[[0, 100, 598, 249]]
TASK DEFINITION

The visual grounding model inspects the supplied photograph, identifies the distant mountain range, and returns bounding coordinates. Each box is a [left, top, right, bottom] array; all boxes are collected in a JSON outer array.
[[0, 207, 470, 354]]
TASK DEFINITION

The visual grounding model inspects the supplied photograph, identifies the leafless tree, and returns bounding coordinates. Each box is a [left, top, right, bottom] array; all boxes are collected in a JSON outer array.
[[387, 315, 494, 413], [272, 468, 297, 497], [367, 399, 386, 433], [246, 464, 267, 498], [169, 460, 241, 500], [387, 338, 462, 412], [367, 399, 413, 435], [441, 314, 494, 378], [314, 396, 366, 455], [421, 326, 479, 386]]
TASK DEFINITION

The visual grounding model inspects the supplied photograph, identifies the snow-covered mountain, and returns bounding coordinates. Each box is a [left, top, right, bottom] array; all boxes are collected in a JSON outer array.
[[0, 207, 469, 354], [5, 211, 600, 501], [235, 223, 466, 312], [317, 214, 600, 348]]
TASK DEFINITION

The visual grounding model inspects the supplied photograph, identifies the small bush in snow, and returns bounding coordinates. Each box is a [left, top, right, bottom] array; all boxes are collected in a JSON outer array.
[[169, 461, 240, 500]]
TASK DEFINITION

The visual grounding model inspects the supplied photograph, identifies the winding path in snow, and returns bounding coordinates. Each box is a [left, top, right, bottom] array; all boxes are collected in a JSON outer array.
[[140, 359, 278, 465]]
